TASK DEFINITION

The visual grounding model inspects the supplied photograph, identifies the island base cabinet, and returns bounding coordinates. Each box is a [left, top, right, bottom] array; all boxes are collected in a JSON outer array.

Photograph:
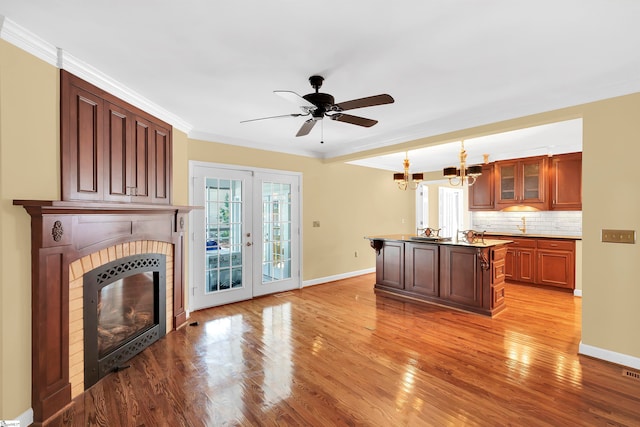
[[375, 240, 404, 290], [440, 246, 484, 309], [371, 238, 507, 316], [405, 243, 439, 297]]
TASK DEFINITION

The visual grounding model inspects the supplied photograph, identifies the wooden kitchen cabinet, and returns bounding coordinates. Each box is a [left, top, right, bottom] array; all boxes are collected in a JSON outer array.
[[536, 239, 575, 289], [504, 238, 536, 283], [495, 156, 547, 210], [495, 235, 576, 289], [468, 163, 495, 210], [375, 240, 404, 290], [550, 152, 582, 210], [61, 70, 172, 205], [404, 242, 439, 297]]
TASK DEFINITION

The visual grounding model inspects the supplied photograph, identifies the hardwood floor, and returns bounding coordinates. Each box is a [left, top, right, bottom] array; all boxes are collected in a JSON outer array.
[[60, 274, 640, 426]]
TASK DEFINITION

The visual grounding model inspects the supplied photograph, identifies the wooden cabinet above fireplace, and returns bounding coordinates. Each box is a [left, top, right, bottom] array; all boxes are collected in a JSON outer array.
[[61, 70, 172, 205]]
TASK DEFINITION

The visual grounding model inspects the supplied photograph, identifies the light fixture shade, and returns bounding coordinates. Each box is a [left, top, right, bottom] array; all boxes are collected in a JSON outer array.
[[393, 173, 405, 181], [412, 173, 424, 181], [467, 165, 483, 176], [443, 167, 458, 178]]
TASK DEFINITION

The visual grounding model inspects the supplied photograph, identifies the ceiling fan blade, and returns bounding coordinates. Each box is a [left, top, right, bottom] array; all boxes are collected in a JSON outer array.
[[330, 113, 378, 127], [335, 94, 394, 111], [274, 90, 317, 111], [240, 113, 306, 123], [296, 118, 317, 137]]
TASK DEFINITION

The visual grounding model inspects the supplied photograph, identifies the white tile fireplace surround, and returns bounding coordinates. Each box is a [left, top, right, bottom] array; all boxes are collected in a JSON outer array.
[[470, 211, 582, 236]]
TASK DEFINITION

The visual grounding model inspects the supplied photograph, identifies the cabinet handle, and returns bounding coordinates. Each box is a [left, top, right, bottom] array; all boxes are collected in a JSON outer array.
[[550, 243, 558, 247]]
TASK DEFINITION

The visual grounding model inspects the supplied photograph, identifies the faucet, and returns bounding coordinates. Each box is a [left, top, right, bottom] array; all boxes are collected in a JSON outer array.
[[517, 216, 527, 234]]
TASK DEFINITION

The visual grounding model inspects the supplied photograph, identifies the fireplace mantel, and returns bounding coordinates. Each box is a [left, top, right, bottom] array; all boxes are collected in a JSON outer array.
[[13, 199, 196, 426]]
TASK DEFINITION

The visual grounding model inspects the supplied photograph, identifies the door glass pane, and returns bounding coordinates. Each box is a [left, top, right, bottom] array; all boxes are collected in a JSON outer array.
[[523, 163, 540, 200], [205, 177, 243, 293], [500, 165, 516, 201], [262, 181, 292, 283]]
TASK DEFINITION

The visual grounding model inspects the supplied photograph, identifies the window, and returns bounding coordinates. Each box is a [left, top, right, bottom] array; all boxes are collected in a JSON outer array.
[[439, 187, 463, 238]]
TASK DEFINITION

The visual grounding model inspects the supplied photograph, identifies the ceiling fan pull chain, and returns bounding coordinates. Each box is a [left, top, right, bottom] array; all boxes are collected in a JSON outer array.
[[320, 120, 324, 144]]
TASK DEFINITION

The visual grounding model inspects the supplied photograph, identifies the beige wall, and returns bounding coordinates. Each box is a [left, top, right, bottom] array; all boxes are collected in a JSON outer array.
[[2, 38, 640, 420], [0, 40, 59, 418], [188, 139, 415, 281]]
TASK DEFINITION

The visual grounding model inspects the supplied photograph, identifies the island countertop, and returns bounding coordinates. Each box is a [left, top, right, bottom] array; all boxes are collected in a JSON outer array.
[[365, 234, 513, 248]]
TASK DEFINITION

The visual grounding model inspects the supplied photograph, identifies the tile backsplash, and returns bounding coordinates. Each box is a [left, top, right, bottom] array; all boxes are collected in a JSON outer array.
[[470, 211, 582, 236]]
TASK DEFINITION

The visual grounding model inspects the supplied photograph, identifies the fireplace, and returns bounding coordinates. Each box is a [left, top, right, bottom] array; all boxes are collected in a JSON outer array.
[[83, 253, 167, 388], [14, 200, 190, 425]]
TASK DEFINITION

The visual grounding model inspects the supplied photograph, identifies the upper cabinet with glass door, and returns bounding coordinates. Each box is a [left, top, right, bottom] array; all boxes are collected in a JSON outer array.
[[495, 156, 548, 210]]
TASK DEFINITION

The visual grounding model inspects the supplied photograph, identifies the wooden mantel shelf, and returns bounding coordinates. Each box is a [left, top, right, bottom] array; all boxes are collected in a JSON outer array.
[[14, 198, 198, 425], [14, 199, 199, 214]]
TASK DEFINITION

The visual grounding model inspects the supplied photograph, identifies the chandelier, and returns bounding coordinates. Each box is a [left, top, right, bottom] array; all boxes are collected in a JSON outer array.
[[394, 151, 424, 190], [443, 141, 483, 186]]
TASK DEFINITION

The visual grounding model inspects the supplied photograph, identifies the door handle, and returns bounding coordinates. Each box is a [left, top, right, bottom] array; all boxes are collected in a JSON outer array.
[[246, 242, 252, 246]]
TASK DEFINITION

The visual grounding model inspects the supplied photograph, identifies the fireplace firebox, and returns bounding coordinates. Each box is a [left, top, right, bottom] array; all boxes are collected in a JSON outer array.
[[84, 254, 167, 388]]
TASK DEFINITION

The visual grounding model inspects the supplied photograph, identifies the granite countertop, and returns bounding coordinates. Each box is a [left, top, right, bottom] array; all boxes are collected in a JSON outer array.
[[365, 234, 513, 248], [483, 232, 582, 240]]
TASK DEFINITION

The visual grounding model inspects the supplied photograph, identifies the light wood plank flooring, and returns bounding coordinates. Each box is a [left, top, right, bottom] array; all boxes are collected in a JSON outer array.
[[65, 274, 640, 426]]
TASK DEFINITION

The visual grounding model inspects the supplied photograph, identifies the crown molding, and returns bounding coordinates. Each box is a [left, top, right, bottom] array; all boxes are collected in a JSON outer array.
[[0, 16, 192, 134], [0, 15, 57, 66], [57, 50, 192, 133]]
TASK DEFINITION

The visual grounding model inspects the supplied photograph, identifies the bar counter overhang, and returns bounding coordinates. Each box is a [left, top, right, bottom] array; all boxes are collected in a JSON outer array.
[[366, 234, 512, 316]]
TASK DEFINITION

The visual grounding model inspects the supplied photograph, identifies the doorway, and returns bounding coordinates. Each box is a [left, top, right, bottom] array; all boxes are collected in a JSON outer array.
[[189, 162, 301, 311]]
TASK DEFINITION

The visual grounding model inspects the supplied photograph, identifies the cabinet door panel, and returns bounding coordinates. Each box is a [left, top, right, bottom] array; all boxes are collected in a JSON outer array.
[[517, 248, 536, 283], [133, 119, 150, 199], [551, 152, 582, 210], [468, 164, 495, 210], [376, 241, 404, 289], [538, 250, 574, 289], [104, 103, 130, 201], [152, 126, 171, 204], [405, 243, 439, 296], [504, 248, 515, 280], [66, 86, 104, 200], [521, 157, 546, 206], [441, 246, 482, 307], [496, 161, 517, 204]]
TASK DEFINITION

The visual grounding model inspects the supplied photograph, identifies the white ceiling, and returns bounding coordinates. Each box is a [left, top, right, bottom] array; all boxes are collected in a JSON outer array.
[[348, 118, 582, 173], [1, 1, 639, 162]]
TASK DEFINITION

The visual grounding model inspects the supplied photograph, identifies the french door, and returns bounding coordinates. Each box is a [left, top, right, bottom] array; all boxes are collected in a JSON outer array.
[[190, 162, 300, 311]]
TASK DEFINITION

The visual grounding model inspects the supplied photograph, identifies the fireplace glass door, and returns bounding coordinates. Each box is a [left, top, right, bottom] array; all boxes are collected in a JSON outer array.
[[98, 272, 154, 357]]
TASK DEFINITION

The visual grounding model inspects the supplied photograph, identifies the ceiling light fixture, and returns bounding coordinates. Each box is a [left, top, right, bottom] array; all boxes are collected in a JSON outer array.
[[443, 141, 483, 186], [394, 151, 424, 190]]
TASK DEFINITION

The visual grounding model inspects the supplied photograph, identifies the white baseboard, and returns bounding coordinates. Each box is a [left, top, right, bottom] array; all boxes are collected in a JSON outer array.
[[579, 342, 640, 370], [11, 408, 33, 426], [573, 289, 582, 297], [302, 268, 375, 288]]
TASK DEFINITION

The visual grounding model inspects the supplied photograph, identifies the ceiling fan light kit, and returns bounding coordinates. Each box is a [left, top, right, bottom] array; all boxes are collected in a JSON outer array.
[[242, 75, 394, 141]]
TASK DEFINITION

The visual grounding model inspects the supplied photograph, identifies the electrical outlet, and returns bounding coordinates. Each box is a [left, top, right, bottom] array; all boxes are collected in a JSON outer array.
[[312, 221, 320, 228], [601, 229, 635, 244], [354, 251, 358, 258]]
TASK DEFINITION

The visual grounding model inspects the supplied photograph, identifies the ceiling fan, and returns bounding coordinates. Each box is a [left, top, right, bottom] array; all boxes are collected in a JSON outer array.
[[241, 75, 394, 139]]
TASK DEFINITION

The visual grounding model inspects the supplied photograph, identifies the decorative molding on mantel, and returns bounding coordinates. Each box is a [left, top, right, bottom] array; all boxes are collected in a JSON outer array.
[[579, 341, 640, 371], [12, 198, 196, 424], [0, 16, 192, 134]]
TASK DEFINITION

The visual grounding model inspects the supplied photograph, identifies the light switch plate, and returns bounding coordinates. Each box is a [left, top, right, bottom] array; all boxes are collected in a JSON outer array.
[[601, 229, 636, 244]]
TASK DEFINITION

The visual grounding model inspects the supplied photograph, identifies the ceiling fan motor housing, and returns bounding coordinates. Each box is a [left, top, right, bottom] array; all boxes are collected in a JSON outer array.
[[303, 92, 335, 118]]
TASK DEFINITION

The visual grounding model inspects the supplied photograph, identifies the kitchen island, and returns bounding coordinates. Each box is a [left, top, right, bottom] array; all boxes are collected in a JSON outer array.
[[366, 234, 512, 316]]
